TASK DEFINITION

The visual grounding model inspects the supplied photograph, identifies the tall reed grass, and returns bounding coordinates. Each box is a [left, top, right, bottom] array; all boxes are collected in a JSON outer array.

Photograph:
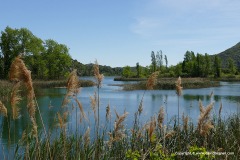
[[0, 57, 239, 160]]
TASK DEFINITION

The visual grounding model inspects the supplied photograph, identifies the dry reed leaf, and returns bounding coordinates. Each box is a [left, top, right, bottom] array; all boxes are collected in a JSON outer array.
[[0, 101, 7, 117], [11, 82, 22, 119], [165, 130, 175, 139], [106, 102, 111, 121], [57, 112, 66, 129], [138, 98, 143, 115], [146, 71, 159, 90], [83, 127, 90, 147], [75, 99, 88, 122], [182, 113, 189, 132], [219, 102, 223, 116], [90, 91, 97, 121], [30, 117, 38, 141]]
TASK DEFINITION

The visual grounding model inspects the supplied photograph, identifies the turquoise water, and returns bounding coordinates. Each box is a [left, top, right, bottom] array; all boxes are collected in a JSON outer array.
[[0, 77, 240, 158]]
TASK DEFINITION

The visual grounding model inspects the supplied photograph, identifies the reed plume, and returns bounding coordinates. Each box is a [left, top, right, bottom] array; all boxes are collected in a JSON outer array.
[[157, 107, 164, 129], [175, 76, 182, 96], [11, 82, 22, 119], [93, 60, 104, 88], [146, 116, 156, 141], [75, 99, 88, 122], [176, 76, 182, 128], [146, 71, 159, 90], [197, 101, 214, 136], [9, 55, 36, 118], [90, 91, 97, 122], [108, 110, 128, 145], [62, 69, 79, 107], [0, 101, 7, 117]]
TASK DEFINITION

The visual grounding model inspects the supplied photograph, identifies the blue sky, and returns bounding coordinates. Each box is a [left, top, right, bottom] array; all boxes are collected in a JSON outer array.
[[1, 0, 240, 67]]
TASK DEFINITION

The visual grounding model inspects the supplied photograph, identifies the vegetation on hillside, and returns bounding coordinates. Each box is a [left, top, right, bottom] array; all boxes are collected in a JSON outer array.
[[217, 42, 240, 69]]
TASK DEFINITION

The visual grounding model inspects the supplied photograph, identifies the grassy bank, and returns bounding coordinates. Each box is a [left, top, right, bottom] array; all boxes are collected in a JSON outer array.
[[123, 78, 220, 90], [0, 79, 94, 101]]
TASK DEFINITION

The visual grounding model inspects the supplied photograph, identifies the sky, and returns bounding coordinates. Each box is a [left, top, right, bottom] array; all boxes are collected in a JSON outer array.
[[1, 0, 240, 67]]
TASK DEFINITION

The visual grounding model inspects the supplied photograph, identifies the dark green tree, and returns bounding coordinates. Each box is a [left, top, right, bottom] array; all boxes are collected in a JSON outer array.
[[0, 27, 21, 78], [151, 51, 156, 72], [214, 55, 221, 78], [204, 53, 211, 77], [164, 55, 168, 69], [228, 57, 236, 75], [43, 39, 72, 79], [136, 62, 140, 78], [122, 65, 132, 78], [156, 50, 163, 71]]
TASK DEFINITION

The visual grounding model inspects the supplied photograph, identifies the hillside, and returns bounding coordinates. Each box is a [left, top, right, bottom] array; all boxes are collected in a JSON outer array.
[[216, 42, 240, 69]]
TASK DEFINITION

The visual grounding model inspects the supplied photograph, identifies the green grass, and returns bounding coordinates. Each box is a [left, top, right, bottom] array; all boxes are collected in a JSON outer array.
[[123, 78, 220, 90], [11, 112, 239, 160]]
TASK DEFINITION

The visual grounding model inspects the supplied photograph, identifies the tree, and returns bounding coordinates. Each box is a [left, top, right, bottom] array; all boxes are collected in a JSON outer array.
[[122, 65, 132, 78], [151, 51, 156, 72], [164, 55, 168, 69], [43, 39, 72, 79], [156, 50, 163, 71], [228, 57, 236, 75], [136, 62, 140, 78], [182, 51, 195, 76], [0, 27, 21, 78], [214, 55, 221, 78], [175, 63, 182, 76], [204, 53, 211, 77]]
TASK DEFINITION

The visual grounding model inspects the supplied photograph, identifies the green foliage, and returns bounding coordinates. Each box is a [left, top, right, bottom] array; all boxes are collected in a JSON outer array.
[[227, 58, 236, 75], [126, 150, 141, 160], [151, 51, 157, 72], [122, 65, 132, 78], [0, 27, 72, 80], [189, 146, 215, 160], [214, 55, 221, 78]]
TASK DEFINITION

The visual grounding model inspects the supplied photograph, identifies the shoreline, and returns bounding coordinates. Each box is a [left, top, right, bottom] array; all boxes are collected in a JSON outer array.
[[114, 77, 221, 90]]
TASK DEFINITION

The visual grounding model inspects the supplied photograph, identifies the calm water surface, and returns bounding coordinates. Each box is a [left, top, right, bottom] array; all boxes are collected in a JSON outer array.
[[1, 77, 240, 157]]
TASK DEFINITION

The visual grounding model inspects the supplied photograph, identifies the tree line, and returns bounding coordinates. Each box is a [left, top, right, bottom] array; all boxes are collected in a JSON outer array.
[[0, 26, 72, 79], [0, 27, 124, 80], [122, 50, 238, 78]]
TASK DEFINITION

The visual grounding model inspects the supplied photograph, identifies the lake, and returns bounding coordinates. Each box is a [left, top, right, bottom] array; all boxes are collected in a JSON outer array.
[[0, 77, 240, 158]]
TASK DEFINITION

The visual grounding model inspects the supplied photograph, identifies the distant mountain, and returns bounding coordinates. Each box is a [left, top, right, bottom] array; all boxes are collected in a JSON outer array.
[[216, 42, 240, 69]]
